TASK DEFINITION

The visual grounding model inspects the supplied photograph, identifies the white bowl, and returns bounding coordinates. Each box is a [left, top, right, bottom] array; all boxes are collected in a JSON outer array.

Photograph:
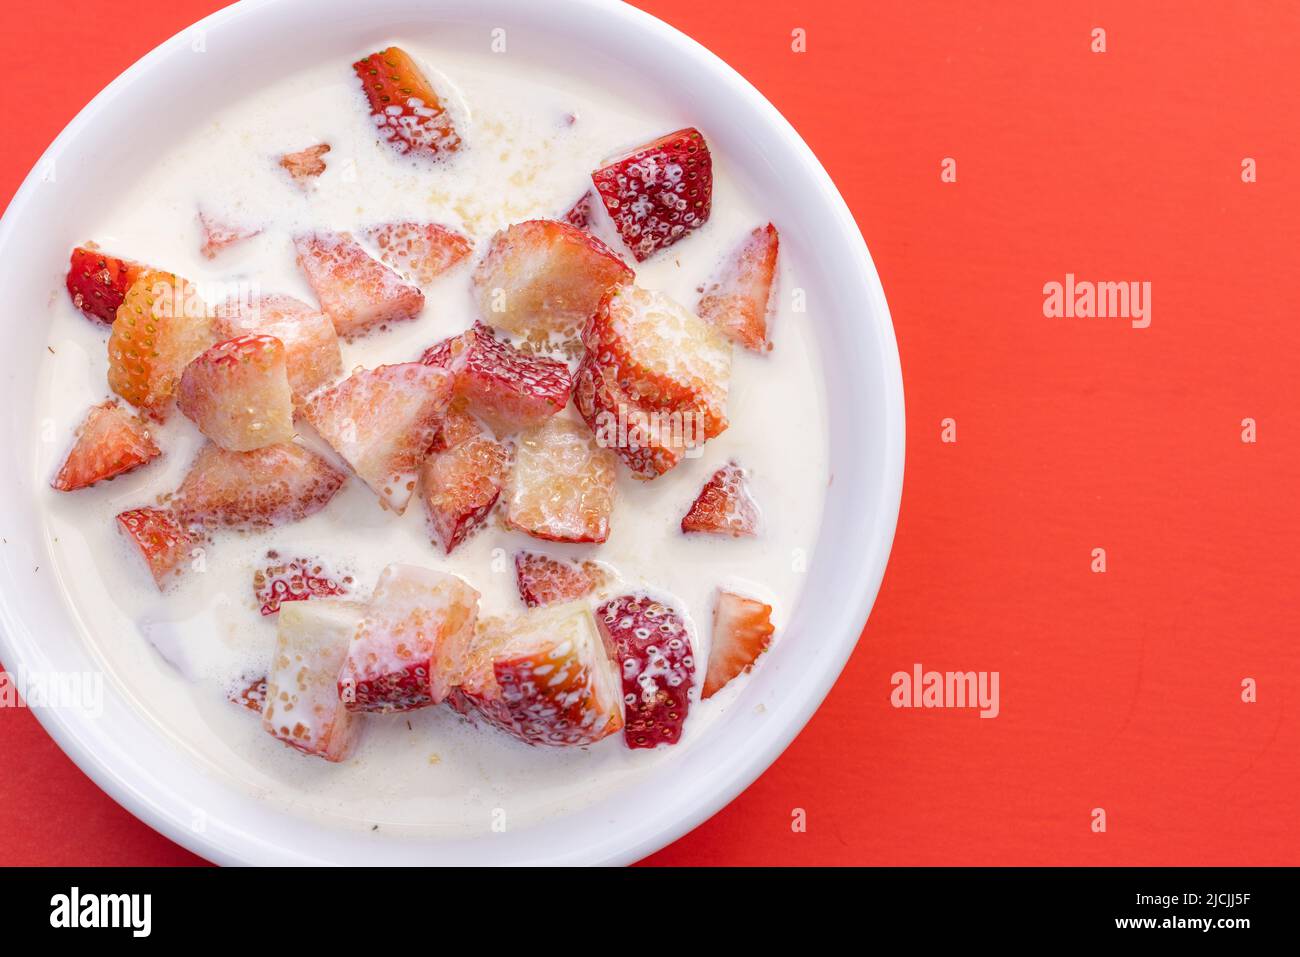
[[0, 0, 904, 865]]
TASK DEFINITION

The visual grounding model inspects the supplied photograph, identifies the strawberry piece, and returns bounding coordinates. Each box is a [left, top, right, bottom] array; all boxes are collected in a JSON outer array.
[[455, 601, 623, 747], [198, 209, 262, 259], [107, 270, 214, 420], [339, 564, 480, 712], [428, 397, 482, 453], [353, 46, 460, 158], [177, 334, 295, 451], [172, 442, 347, 530], [584, 284, 730, 441], [263, 599, 364, 761], [294, 230, 425, 341], [698, 223, 779, 351], [503, 417, 617, 543], [470, 220, 632, 339], [279, 143, 330, 185], [680, 462, 761, 537], [419, 431, 509, 554], [514, 551, 608, 608], [213, 294, 342, 405], [572, 353, 694, 479], [596, 594, 695, 748], [365, 221, 472, 284], [116, 507, 191, 589], [703, 591, 774, 698], [303, 362, 453, 514], [66, 244, 145, 324], [253, 553, 352, 616], [51, 400, 160, 491], [563, 190, 596, 231], [591, 127, 712, 261], [229, 675, 268, 714], [420, 322, 572, 435]]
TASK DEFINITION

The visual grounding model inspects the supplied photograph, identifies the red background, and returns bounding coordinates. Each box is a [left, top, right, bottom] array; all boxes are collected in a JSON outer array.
[[2, 0, 1297, 866]]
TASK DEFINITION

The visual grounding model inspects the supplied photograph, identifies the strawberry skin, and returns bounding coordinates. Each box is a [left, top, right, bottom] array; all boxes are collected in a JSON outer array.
[[563, 190, 597, 231], [680, 462, 761, 537], [596, 594, 694, 748], [365, 221, 472, 284], [173, 441, 347, 530], [51, 400, 160, 491], [353, 46, 460, 158], [572, 353, 689, 479], [703, 590, 775, 698], [66, 244, 144, 324], [697, 223, 779, 352], [514, 551, 608, 608], [177, 334, 296, 452], [419, 430, 509, 554], [116, 507, 191, 590], [253, 553, 352, 616], [591, 127, 712, 261], [229, 675, 268, 714]]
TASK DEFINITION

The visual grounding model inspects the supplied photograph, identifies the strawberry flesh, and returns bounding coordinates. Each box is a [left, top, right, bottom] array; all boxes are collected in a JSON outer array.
[[116, 507, 191, 589], [294, 230, 425, 341], [703, 590, 775, 698], [504, 417, 617, 543], [420, 430, 509, 554], [198, 210, 261, 259], [596, 594, 694, 748], [365, 221, 472, 284], [353, 46, 460, 158], [514, 551, 608, 608], [279, 143, 330, 185], [680, 462, 761, 536], [172, 441, 347, 530], [698, 223, 779, 351], [52, 400, 160, 491], [177, 334, 296, 452]]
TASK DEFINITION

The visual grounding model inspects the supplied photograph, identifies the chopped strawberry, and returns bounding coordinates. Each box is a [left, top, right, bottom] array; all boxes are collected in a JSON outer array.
[[470, 220, 632, 339], [197, 209, 262, 259], [338, 564, 480, 712], [563, 190, 597, 231], [591, 127, 712, 261], [572, 353, 693, 479], [116, 507, 191, 589], [455, 602, 623, 747], [428, 397, 482, 453], [420, 322, 572, 435], [419, 431, 508, 553], [66, 244, 146, 324], [51, 400, 160, 491], [177, 335, 295, 452], [680, 462, 761, 536], [263, 599, 364, 761], [213, 294, 342, 405], [583, 284, 731, 440], [304, 362, 452, 514], [514, 551, 608, 608], [353, 46, 460, 158], [698, 223, 779, 351], [596, 594, 695, 748], [107, 270, 214, 419], [503, 417, 617, 543], [365, 221, 472, 284], [279, 143, 330, 185], [703, 590, 774, 698], [294, 230, 425, 341], [253, 553, 352, 616], [172, 441, 347, 530], [229, 675, 268, 714]]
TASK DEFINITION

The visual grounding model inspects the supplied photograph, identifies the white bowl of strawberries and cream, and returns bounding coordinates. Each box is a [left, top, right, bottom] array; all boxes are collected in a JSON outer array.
[[0, 0, 903, 865]]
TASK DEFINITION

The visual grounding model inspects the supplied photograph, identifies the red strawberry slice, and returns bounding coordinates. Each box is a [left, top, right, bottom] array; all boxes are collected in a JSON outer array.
[[680, 462, 761, 537], [428, 397, 482, 454], [353, 46, 460, 158], [514, 551, 608, 608], [470, 220, 633, 340], [365, 221, 472, 284], [198, 209, 262, 259], [51, 400, 160, 492], [703, 590, 774, 698], [563, 190, 597, 231], [279, 143, 330, 185], [229, 675, 268, 714], [303, 362, 453, 514], [253, 553, 353, 616], [421, 322, 572, 435], [419, 431, 509, 554], [591, 127, 712, 261], [172, 441, 347, 530], [338, 564, 480, 712], [455, 602, 623, 747], [66, 244, 146, 324], [177, 334, 296, 452], [116, 507, 192, 589], [213, 294, 342, 406], [572, 353, 692, 479], [698, 223, 779, 352], [596, 594, 695, 748], [294, 230, 425, 341], [504, 417, 617, 543]]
